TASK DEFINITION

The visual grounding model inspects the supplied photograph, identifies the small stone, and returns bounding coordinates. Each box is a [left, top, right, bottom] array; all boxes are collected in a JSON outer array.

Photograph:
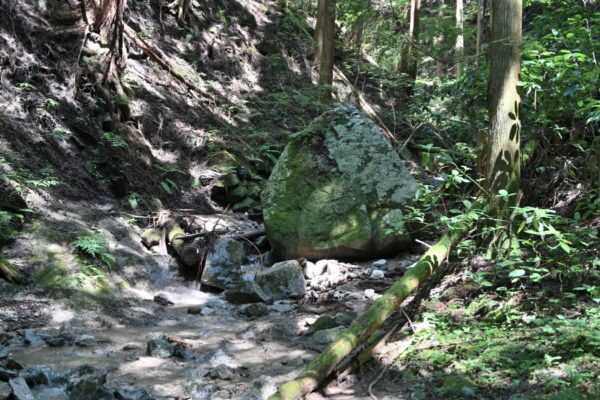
[[306, 316, 337, 335], [240, 303, 270, 318], [240, 375, 277, 400], [67, 379, 115, 400], [0, 348, 8, 361], [122, 344, 141, 351], [210, 364, 234, 380], [372, 259, 387, 267], [0, 381, 10, 400], [146, 339, 174, 358], [370, 269, 385, 279], [76, 335, 97, 347], [9, 378, 35, 400], [269, 302, 295, 313], [5, 358, 24, 371], [187, 306, 203, 315], [153, 293, 174, 306], [21, 330, 44, 346], [44, 337, 66, 347], [364, 288, 379, 300], [200, 307, 215, 316], [0, 367, 19, 381], [311, 327, 345, 345], [173, 344, 194, 360], [114, 387, 150, 400], [224, 281, 271, 304]]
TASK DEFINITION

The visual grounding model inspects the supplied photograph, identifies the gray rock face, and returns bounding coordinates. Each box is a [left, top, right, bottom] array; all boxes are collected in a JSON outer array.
[[67, 379, 115, 400], [224, 281, 271, 304], [255, 260, 306, 300], [240, 303, 270, 318], [8, 378, 35, 400], [262, 104, 417, 260], [146, 337, 174, 358], [201, 237, 245, 289], [240, 376, 277, 400]]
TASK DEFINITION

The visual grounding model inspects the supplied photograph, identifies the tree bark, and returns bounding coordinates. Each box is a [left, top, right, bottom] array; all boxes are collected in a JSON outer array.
[[315, 0, 336, 103], [476, 0, 485, 65], [269, 226, 470, 400], [400, 0, 421, 86], [435, 0, 446, 78], [167, 224, 201, 268], [486, 0, 522, 211], [455, 0, 464, 78]]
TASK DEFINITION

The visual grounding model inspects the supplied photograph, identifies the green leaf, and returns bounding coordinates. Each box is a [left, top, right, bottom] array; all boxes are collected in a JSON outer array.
[[509, 269, 526, 278]]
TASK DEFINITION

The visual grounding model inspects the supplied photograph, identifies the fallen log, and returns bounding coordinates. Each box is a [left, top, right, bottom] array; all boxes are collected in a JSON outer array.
[[179, 228, 266, 242], [167, 223, 201, 268], [268, 225, 469, 400]]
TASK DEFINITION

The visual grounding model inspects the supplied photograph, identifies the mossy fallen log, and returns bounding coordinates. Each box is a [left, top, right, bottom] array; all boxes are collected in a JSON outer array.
[[269, 228, 466, 400], [167, 224, 201, 268]]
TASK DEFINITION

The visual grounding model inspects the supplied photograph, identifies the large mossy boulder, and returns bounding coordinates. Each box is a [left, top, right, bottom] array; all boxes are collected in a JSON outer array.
[[262, 104, 417, 260]]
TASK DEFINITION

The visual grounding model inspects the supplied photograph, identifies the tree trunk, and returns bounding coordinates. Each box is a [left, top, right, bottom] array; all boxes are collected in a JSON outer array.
[[400, 0, 421, 86], [268, 225, 471, 400], [91, 0, 127, 85], [455, 0, 464, 78], [486, 0, 522, 211], [435, 0, 445, 79], [476, 0, 485, 65], [315, 0, 336, 103]]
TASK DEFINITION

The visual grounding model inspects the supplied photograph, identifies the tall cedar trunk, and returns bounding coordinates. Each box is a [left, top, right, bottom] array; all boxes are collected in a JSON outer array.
[[476, 0, 485, 64], [435, 0, 445, 78], [455, 0, 464, 78], [486, 0, 522, 210], [316, 0, 336, 103], [400, 0, 421, 86]]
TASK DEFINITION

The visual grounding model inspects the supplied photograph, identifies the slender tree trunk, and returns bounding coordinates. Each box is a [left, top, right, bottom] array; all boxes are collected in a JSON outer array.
[[316, 0, 336, 103], [400, 0, 421, 84], [455, 0, 464, 78], [436, 0, 445, 79], [486, 0, 522, 210], [476, 0, 484, 65]]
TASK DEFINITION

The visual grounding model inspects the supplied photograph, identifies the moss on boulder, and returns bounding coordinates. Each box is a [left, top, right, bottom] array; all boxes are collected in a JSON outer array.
[[262, 104, 417, 260]]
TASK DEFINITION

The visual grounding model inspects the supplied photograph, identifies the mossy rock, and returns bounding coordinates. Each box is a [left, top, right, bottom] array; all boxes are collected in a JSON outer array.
[[262, 104, 417, 260]]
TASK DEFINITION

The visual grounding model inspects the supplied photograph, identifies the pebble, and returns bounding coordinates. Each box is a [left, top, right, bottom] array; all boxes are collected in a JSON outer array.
[[372, 259, 387, 267], [153, 294, 174, 306], [364, 288, 379, 300], [210, 364, 234, 380], [0, 348, 8, 360], [187, 306, 203, 315], [5, 358, 24, 371], [370, 269, 385, 279], [240, 303, 269, 318]]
